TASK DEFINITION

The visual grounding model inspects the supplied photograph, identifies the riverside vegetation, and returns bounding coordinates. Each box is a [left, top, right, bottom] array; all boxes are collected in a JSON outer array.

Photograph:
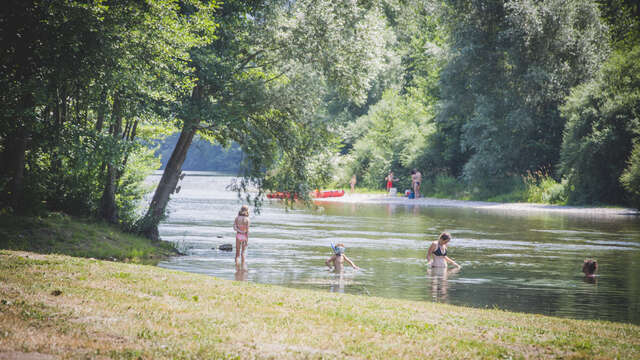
[[1, 250, 639, 359], [0, 213, 177, 264], [2, 1, 640, 357], [2, 0, 640, 245]]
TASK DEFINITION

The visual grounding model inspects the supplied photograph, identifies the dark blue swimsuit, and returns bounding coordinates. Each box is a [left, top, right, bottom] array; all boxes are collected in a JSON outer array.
[[433, 245, 447, 256]]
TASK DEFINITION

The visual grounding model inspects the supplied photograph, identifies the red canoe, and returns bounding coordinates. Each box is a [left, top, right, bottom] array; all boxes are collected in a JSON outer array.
[[311, 190, 345, 198]]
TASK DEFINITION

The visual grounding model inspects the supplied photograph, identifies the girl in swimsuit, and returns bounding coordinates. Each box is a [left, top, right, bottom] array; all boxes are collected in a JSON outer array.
[[233, 205, 250, 265], [427, 232, 461, 269]]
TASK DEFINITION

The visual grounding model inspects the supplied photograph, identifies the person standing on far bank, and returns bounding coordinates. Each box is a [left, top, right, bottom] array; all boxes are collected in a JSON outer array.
[[350, 175, 357, 193], [385, 171, 398, 195]]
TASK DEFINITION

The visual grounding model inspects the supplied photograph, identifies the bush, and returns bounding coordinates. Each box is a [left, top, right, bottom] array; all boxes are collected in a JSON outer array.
[[523, 170, 567, 205], [427, 174, 466, 199], [560, 46, 640, 205], [620, 142, 640, 210]]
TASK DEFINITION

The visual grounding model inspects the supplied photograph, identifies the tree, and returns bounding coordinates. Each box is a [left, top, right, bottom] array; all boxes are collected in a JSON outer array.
[[0, 0, 216, 224], [343, 89, 433, 190], [432, 0, 607, 192], [138, 0, 390, 240], [621, 142, 640, 209], [560, 45, 640, 204]]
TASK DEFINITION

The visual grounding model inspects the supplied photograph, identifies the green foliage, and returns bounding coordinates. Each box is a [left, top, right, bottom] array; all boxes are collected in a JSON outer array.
[[424, 174, 467, 199], [523, 170, 567, 205], [620, 142, 640, 209], [438, 0, 607, 189], [560, 45, 640, 204], [172, 0, 393, 207], [596, 0, 640, 50], [0, 0, 217, 224], [117, 146, 161, 228], [341, 90, 434, 190]]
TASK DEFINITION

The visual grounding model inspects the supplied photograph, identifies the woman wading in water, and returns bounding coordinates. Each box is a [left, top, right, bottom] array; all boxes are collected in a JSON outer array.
[[427, 232, 461, 269], [233, 205, 250, 265]]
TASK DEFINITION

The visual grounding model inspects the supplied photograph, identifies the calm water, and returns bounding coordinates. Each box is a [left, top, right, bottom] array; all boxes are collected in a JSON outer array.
[[156, 172, 640, 324]]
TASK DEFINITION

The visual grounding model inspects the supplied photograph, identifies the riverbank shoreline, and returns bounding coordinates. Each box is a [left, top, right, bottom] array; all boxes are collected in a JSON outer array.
[[314, 193, 639, 217], [0, 213, 178, 264], [1, 250, 638, 359]]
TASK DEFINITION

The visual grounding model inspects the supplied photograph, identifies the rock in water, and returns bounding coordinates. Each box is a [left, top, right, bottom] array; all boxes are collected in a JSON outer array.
[[218, 244, 233, 251]]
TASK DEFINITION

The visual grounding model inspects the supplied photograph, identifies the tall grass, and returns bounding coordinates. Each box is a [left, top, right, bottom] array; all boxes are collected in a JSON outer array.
[[523, 170, 567, 205]]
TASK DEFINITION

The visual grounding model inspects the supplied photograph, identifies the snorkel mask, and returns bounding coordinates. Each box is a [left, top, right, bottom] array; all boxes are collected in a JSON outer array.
[[334, 246, 345, 255]]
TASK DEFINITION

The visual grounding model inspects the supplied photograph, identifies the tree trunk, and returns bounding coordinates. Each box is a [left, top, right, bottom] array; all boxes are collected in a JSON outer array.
[[139, 122, 197, 240], [95, 89, 107, 132], [117, 120, 138, 182], [1, 127, 29, 212], [1, 93, 33, 213], [100, 95, 122, 223]]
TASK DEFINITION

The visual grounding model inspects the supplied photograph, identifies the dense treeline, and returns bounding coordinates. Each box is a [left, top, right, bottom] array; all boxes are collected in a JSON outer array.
[[337, 0, 640, 208], [0, 0, 390, 238], [1, 0, 638, 241], [0, 0, 216, 226]]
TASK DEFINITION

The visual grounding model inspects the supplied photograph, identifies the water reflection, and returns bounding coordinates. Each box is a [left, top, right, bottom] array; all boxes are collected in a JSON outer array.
[[156, 173, 640, 325], [329, 270, 345, 293], [235, 263, 248, 281], [428, 267, 460, 302]]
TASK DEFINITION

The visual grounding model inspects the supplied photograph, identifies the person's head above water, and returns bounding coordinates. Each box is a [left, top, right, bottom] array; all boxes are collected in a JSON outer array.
[[334, 243, 346, 255], [238, 205, 249, 217], [583, 259, 597, 276], [439, 232, 451, 244]]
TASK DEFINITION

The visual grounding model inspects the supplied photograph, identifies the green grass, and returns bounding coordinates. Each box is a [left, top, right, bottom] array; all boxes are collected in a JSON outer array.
[[0, 212, 178, 264], [0, 250, 638, 359]]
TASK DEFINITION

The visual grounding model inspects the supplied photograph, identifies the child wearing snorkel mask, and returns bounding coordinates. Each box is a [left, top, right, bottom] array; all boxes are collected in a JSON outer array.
[[326, 243, 359, 271]]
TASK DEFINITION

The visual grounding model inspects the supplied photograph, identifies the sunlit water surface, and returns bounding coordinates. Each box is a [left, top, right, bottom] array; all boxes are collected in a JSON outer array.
[[155, 172, 640, 324]]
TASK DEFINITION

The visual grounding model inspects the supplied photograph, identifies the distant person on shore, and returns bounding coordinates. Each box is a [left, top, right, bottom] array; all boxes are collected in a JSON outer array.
[[582, 259, 598, 278], [350, 175, 357, 193], [411, 169, 422, 198], [233, 205, 250, 265], [385, 171, 398, 195], [427, 232, 461, 269], [326, 243, 359, 271]]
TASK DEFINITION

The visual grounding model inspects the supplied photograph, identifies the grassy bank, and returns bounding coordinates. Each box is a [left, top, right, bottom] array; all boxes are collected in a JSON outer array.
[[0, 213, 177, 263], [0, 251, 638, 359]]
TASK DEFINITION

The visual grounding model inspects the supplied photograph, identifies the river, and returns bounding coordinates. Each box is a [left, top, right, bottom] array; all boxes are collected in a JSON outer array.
[[155, 172, 640, 324]]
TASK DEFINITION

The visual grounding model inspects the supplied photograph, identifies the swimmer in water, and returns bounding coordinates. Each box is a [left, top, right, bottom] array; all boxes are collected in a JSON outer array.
[[326, 243, 359, 271], [582, 259, 597, 278], [426, 232, 461, 269]]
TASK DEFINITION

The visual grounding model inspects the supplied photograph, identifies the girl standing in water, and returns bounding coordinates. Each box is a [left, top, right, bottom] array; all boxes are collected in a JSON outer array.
[[233, 205, 250, 265], [427, 232, 461, 269]]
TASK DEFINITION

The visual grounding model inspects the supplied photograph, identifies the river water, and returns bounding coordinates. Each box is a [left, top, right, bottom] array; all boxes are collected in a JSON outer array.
[[155, 172, 640, 324]]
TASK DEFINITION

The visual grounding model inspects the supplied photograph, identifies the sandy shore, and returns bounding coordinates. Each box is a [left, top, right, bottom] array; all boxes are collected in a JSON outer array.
[[313, 193, 639, 217]]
